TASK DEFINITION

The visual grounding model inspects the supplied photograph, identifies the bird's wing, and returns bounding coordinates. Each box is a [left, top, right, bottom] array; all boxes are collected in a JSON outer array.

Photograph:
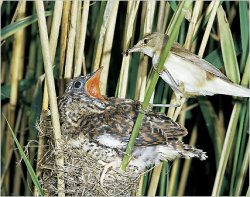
[[93, 98, 187, 148], [170, 42, 230, 81]]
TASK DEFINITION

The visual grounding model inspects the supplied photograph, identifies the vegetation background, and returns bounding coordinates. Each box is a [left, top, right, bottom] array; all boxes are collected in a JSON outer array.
[[1, 1, 249, 196]]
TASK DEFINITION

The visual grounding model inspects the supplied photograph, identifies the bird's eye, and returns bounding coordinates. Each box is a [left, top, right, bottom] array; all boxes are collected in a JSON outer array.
[[143, 38, 149, 44], [74, 81, 82, 89]]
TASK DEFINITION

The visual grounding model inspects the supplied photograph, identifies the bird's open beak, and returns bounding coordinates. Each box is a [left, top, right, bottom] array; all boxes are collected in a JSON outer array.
[[85, 67, 105, 100]]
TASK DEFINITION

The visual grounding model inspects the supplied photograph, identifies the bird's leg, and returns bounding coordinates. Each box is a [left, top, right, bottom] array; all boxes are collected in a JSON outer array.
[[178, 82, 185, 96], [173, 97, 186, 121], [152, 91, 183, 108], [152, 64, 185, 108], [151, 92, 183, 108], [174, 93, 182, 107], [98, 160, 120, 187]]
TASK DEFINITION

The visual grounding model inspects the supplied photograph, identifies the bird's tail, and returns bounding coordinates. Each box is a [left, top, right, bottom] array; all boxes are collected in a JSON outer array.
[[206, 78, 250, 97], [175, 141, 207, 161], [159, 141, 207, 161]]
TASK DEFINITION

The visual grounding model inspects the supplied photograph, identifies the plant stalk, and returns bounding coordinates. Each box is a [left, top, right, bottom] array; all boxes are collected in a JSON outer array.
[[35, 1, 65, 196]]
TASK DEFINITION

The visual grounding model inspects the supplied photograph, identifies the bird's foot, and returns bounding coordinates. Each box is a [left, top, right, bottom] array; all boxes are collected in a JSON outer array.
[[98, 160, 120, 187], [175, 99, 182, 108], [154, 67, 164, 76]]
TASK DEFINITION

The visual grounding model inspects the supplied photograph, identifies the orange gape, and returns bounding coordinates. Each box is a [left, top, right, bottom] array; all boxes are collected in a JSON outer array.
[[86, 68, 105, 100]]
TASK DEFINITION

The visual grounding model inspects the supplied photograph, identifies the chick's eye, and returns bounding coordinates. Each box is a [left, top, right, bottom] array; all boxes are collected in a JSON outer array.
[[143, 38, 149, 44], [74, 81, 82, 89]]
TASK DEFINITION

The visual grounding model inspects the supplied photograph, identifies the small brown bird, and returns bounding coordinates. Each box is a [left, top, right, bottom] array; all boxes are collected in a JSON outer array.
[[126, 32, 250, 100], [58, 68, 207, 184]]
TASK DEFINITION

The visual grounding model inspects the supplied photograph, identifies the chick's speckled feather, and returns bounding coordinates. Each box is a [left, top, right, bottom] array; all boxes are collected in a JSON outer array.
[[98, 97, 187, 147], [58, 72, 207, 170]]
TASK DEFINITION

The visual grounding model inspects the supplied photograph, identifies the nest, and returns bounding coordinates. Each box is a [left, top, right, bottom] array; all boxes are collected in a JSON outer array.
[[36, 111, 142, 196]]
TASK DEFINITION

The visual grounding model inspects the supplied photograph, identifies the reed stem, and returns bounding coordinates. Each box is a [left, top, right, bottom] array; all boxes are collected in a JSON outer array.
[[35, 1, 65, 195]]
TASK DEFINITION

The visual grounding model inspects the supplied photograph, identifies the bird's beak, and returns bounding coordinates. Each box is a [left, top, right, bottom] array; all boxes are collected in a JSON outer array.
[[85, 67, 105, 100], [124, 43, 143, 56]]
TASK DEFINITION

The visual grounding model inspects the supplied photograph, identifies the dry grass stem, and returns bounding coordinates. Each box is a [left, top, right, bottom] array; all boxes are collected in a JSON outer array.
[[59, 1, 71, 79], [100, 1, 119, 94], [147, 163, 163, 196], [64, 1, 78, 79], [118, 0, 140, 98], [35, 1, 65, 195], [35, 2, 63, 195], [74, 0, 90, 77], [74, 1, 82, 64], [234, 141, 250, 196], [49, 0, 63, 64], [177, 124, 198, 196], [198, 1, 220, 57], [157, 1, 166, 33], [184, 1, 203, 49], [136, 1, 156, 101], [212, 103, 241, 196], [6, 2, 26, 193], [93, 1, 118, 73]]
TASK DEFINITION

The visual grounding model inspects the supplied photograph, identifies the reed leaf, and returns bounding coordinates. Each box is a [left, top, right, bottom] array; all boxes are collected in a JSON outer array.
[[239, 1, 249, 72], [3, 115, 44, 196], [1, 11, 53, 41], [229, 104, 248, 195], [234, 141, 250, 196], [217, 5, 240, 83], [212, 5, 248, 195]]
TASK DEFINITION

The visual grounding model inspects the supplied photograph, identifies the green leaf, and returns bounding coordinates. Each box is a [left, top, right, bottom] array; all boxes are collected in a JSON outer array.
[[169, 1, 177, 11], [205, 48, 224, 69], [3, 115, 44, 196], [159, 161, 168, 195], [198, 97, 222, 167], [229, 104, 248, 195], [217, 5, 240, 83], [204, 39, 241, 69], [239, 1, 249, 71], [1, 11, 53, 41]]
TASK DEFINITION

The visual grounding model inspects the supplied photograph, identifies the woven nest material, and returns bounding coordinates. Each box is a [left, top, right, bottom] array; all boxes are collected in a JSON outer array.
[[36, 111, 143, 196]]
